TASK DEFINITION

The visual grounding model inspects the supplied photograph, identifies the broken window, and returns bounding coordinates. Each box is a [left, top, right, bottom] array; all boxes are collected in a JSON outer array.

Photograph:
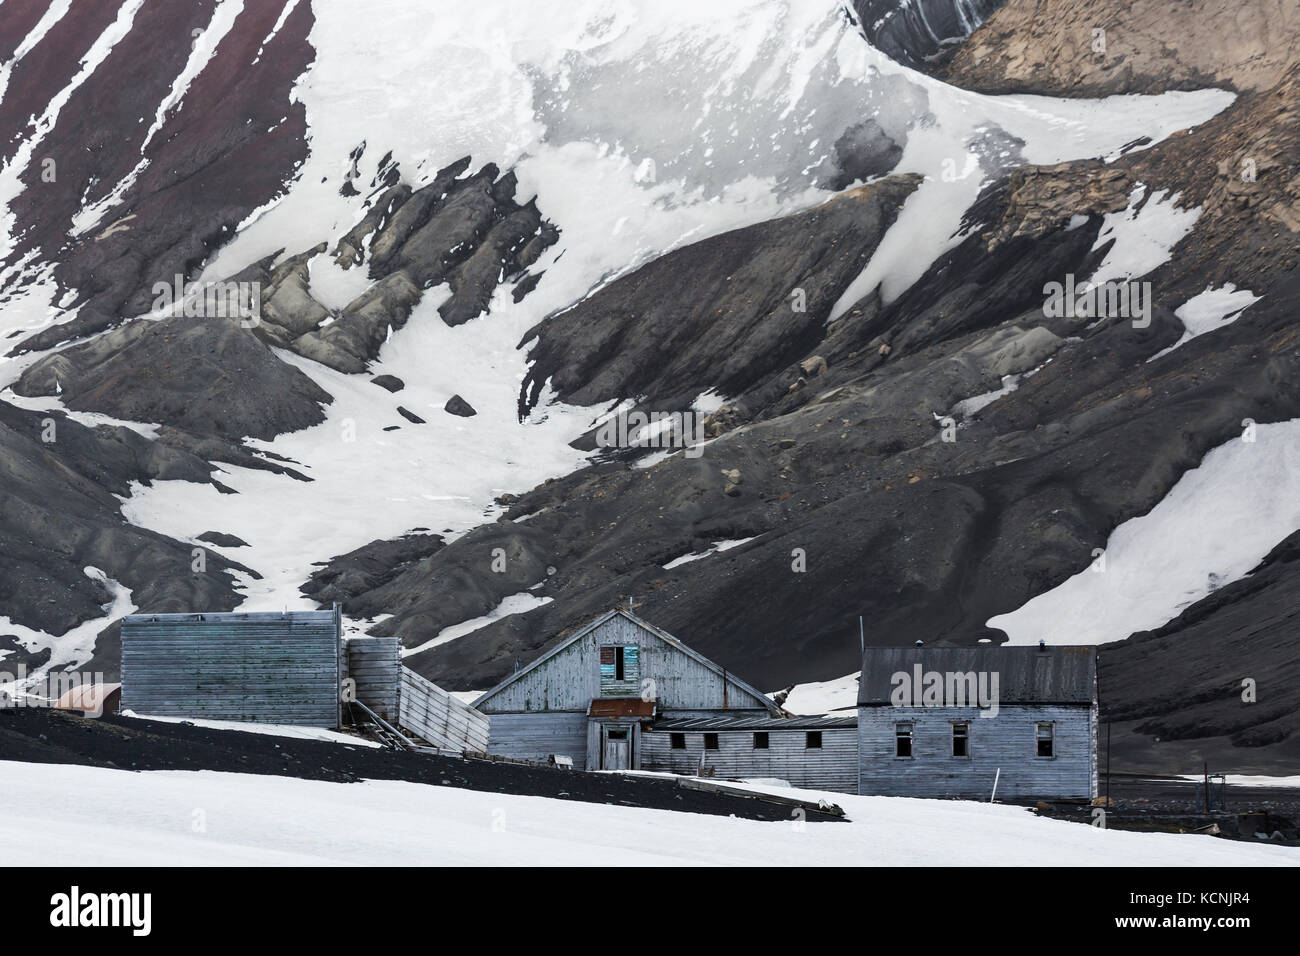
[[599, 644, 639, 695], [805, 731, 822, 749], [704, 732, 719, 750], [1036, 722, 1054, 757], [670, 732, 686, 750], [753, 732, 769, 749], [895, 722, 913, 758], [952, 722, 969, 757]]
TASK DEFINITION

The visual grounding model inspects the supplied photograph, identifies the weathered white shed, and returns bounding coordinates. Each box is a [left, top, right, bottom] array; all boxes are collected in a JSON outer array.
[[473, 608, 780, 770]]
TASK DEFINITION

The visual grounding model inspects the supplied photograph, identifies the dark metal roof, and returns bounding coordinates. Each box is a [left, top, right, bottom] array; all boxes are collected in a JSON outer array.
[[652, 714, 858, 731], [589, 698, 656, 719], [858, 645, 1096, 705]]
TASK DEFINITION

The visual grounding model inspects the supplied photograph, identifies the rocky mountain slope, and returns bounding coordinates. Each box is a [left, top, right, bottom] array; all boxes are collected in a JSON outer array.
[[0, 0, 1296, 775]]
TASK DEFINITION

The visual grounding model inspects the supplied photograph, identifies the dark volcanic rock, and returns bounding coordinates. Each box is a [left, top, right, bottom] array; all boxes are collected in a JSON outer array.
[[371, 375, 405, 393], [851, 0, 1009, 70], [519, 175, 921, 417], [1099, 531, 1300, 772], [396, 406, 425, 425], [292, 271, 422, 374], [5, 0, 314, 356], [195, 532, 249, 549], [13, 315, 333, 442], [286, 159, 559, 371], [825, 119, 904, 189], [301, 533, 446, 615], [444, 395, 477, 417], [0, 402, 245, 656]]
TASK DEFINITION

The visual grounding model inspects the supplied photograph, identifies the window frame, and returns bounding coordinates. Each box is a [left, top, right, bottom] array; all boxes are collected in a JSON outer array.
[[1035, 721, 1055, 758], [805, 730, 823, 749], [753, 731, 769, 750], [951, 721, 970, 758], [669, 732, 686, 750], [895, 722, 913, 759], [703, 732, 719, 751]]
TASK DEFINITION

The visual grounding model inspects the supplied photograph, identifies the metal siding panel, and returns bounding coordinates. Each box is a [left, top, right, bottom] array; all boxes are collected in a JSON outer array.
[[859, 646, 1097, 705]]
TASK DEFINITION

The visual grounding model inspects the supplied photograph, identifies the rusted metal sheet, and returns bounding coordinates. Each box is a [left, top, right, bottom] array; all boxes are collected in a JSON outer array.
[[588, 698, 655, 719]]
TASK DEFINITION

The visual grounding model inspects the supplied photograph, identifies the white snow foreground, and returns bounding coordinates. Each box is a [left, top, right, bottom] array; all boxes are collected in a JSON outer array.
[[4, 761, 1296, 866]]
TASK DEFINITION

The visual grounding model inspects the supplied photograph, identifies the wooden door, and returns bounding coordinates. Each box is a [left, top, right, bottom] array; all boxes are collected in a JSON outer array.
[[602, 728, 630, 769]]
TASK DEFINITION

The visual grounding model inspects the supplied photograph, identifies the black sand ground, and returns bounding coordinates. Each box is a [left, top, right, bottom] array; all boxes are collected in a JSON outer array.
[[0, 708, 843, 823]]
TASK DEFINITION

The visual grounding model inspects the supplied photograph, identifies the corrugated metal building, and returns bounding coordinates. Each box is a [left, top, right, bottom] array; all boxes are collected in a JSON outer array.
[[120, 609, 342, 728], [857, 644, 1097, 800], [474, 609, 783, 771]]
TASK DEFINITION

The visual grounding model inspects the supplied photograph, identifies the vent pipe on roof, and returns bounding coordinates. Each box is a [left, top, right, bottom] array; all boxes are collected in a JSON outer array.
[[914, 639, 923, 647], [1038, 639, 1047, 652]]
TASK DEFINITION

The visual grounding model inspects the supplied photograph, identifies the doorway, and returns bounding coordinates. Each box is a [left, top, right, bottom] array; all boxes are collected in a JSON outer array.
[[602, 727, 631, 770]]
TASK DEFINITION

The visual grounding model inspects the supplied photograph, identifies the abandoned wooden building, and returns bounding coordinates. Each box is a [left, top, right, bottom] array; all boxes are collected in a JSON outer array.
[[118, 605, 1098, 802], [857, 644, 1098, 800], [121, 609, 345, 727], [119, 608, 488, 754]]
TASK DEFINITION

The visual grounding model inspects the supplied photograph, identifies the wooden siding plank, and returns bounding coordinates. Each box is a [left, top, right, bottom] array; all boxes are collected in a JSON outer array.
[[857, 704, 1096, 799]]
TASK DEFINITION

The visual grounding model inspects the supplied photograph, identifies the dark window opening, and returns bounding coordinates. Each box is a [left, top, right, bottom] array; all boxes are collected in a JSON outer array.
[[896, 723, 913, 758], [805, 731, 822, 749], [670, 732, 686, 750], [614, 646, 625, 680], [703, 733, 719, 750], [606, 729, 627, 740], [753, 732, 769, 749], [952, 722, 969, 758], [1036, 722, 1054, 758]]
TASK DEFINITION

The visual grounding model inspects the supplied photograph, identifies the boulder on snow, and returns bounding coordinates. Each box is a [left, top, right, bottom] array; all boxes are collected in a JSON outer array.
[[445, 395, 477, 417]]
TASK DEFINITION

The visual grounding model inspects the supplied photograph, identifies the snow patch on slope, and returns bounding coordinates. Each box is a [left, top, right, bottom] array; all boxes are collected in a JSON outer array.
[[402, 593, 553, 657], [0, 570, 135, 683], [1148, 284, 1262, 361], [1089, 186, 1203, 286], [989, 420, 1300, 645], [0, 0, 146, 263], [662, 537, 757, 570]]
